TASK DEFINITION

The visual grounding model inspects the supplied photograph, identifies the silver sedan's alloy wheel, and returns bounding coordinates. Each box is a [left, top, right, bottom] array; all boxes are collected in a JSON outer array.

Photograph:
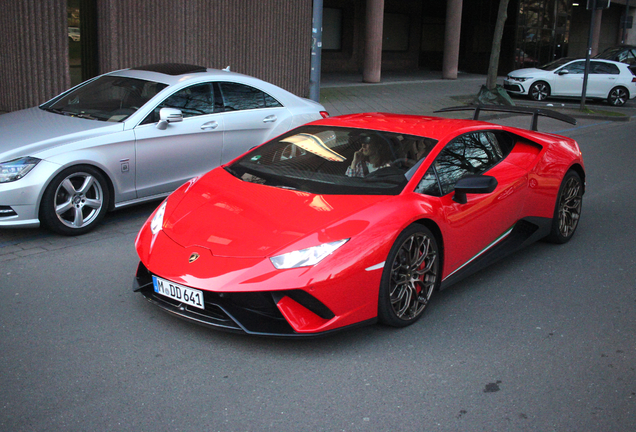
[[556, 175, 582, 239], [41, 165, 110, 235], [379, 224, 440, 327], [54, 171, 104, 229], [529, 82, 550, 101], [608, 87, 628, 106]]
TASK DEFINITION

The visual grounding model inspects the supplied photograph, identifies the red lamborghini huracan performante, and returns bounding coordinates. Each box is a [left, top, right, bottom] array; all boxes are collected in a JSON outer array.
[[133, 106, 585, 336]]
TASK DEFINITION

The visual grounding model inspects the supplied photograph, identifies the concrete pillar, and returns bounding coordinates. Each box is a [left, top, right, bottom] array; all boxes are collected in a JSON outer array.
[[442, 0, 463, 80], [591, 9, 602, 56], [363, 0, 385, 83]]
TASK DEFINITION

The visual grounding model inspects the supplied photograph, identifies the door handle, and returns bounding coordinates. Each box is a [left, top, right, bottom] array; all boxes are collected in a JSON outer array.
[[263, 115, 277, 123], [201, 121, 218, 130]]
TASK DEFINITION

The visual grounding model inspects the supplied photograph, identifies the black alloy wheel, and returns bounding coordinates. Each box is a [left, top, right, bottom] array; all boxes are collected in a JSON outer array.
[[378, 224, 440, 327], [607, 86, 628, 107], [546, 170, 583, 244], [529, 81, 550, 101]]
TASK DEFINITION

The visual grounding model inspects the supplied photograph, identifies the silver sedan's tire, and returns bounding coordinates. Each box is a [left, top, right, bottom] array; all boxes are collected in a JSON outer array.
[[40, 165, 109, 235], [378, 224, 440, 327], [529, 81, 550, 101], [607, 86, 628, 107]]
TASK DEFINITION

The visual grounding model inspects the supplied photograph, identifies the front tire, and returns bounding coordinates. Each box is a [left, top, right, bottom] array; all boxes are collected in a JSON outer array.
[[607, 86, 628, 107], [529, 81, 550, 101], [546, 170, 583, 244], [40, 165, 110, 236], [378, 224, 440, 327]]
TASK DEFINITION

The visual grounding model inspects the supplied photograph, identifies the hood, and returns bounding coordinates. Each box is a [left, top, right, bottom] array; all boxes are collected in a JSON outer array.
[[0, 107, 124, 161], [508, 67, 544, 77], [162, 169, 388, 258]]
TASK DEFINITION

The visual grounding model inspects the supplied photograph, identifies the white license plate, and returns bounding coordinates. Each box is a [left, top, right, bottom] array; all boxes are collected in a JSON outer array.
[[152, 276, 205, 310]]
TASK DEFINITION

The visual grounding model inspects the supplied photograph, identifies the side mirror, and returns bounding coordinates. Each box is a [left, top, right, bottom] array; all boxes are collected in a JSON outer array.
[[156, 108, 183, 130], [557, 69, 569, 75], [453, 175, 498, 204]]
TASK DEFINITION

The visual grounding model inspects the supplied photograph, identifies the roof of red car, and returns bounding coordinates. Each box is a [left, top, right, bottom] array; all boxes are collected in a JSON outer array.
[[312, 112, 500, 142]]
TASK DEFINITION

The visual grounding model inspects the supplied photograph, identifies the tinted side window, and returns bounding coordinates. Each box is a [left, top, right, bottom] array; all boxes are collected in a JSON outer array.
[[564, 61, 586, 74], [432, 132, 504, 196], [592, 62, 620, 75], [618, 49, 636, 65], [415, 166, 441, 196], [141, 83, 215, 124], [219, 82, 282, 111]]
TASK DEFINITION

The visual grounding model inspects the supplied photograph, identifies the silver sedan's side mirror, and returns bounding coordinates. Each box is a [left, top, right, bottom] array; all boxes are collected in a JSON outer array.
[[156, 108, 184, 130], [557, 69, 570, 75]]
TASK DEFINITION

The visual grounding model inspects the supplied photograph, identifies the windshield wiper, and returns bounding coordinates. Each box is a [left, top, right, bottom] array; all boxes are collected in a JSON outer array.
[[71, 112, 100, 120], [41, 107, 66, 115], [41, 106, 101, 120]]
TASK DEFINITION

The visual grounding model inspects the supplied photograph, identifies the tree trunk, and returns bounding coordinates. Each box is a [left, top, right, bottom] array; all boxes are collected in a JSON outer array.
[[486, 0, 511, 90]]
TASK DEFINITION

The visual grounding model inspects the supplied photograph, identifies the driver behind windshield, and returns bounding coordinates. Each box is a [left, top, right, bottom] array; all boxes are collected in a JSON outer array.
[[346, 134, 392, 177]]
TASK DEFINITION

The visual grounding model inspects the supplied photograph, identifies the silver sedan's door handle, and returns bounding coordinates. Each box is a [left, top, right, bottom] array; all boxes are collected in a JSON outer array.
[[263, 115, 277, 123], [201, 121, 219, 130]]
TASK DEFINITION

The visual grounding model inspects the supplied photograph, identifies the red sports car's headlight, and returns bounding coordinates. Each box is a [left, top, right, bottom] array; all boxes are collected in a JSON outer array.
[[270, 239, 349, 269], [150, 201, 168, 234]]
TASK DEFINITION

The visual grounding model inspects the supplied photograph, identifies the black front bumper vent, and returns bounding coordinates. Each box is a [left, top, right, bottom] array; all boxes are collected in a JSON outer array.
[[133, 262, 336, 337]]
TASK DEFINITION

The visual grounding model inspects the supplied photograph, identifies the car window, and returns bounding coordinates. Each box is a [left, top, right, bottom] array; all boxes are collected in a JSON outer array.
[[562, 61, 586, 74], [225, 125, 438, 196], [591, 61, 620, 75], [41, 76, 167, 122], [539, 57, 574, 71], [417, 131, 506, 197], [595, 47, 636, 65], [218, 82, 282, 111], [140, 83, 219, 124], [414, 166, 441, 196], [617, 49, 636, 65]]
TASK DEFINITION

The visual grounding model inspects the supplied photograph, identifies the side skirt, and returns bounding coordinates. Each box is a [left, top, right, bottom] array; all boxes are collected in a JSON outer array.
[[440, 217, 552, 289]]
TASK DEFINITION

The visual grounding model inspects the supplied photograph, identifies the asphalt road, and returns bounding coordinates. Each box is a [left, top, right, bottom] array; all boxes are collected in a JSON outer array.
[[1, 117, 635, 432]]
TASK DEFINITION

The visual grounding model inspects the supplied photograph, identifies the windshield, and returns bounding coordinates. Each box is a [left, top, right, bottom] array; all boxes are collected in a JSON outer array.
[[539, 57, 574, 71], [226, 125, 438, 195], [41, 76, 168, 122]]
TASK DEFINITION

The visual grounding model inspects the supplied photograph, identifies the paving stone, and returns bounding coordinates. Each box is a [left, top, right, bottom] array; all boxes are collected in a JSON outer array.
[[0, 245, 22, 255], [0, 253, 19, 262], [14, 248, 47, 257]]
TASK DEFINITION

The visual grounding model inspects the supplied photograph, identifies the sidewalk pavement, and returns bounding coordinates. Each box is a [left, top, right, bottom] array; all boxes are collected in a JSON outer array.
[[319, 70, 636, 121]]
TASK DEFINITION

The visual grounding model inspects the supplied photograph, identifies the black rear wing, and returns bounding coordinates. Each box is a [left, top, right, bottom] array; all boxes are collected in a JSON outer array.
[[434, 104, 577, 132]]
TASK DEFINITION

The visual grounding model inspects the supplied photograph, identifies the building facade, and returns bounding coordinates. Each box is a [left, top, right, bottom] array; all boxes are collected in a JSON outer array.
[[1, 0, 634, 113]]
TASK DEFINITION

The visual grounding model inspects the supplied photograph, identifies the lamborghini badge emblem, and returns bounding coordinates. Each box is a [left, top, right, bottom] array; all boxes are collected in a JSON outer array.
[[189, 252, 200, 263]]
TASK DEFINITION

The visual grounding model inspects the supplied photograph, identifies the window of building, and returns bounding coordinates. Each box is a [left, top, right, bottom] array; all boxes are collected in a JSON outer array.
[[515, 0, 572, 69]]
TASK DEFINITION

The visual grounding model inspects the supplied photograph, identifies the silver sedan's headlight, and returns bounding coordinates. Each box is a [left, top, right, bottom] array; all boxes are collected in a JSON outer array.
[[270, 239, 349, 269], [0, 157, 41, 183]]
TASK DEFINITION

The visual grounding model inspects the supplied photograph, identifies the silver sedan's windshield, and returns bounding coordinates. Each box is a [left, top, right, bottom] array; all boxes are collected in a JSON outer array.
[[226, 125, 438, 195], [40, 76, 167, 122]]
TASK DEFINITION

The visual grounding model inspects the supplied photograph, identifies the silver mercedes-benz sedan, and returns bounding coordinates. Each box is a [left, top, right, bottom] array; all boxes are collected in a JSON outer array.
[[0, 63, 328, 235]]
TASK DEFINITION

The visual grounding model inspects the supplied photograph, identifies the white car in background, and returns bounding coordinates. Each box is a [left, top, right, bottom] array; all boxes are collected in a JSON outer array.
[[0, 63, 328, 235], [504, 57, 636, 106]]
